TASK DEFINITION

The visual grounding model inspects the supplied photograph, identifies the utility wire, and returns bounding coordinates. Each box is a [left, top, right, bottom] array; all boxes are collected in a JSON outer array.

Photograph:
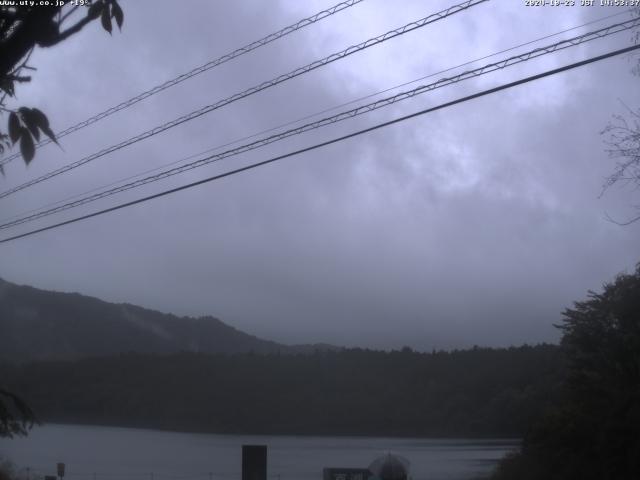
[[1, 17, 637, 231], [1, 43, 638, 245], [1, 7, 630, 226], [0, 0, 489, 200], [0, 0, 365, 167]]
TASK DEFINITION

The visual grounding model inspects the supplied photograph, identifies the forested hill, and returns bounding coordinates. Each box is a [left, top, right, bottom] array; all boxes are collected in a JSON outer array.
[[2, 345, 563, 437], [0, 278, 333, 362]]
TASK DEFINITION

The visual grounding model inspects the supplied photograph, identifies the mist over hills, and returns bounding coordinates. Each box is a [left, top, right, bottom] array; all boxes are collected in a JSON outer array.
[[0, 277, 335, 362]]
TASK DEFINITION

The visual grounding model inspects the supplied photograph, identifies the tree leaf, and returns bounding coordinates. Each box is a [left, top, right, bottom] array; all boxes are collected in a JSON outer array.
[[30, 108, 50, 128], [20, 108, 40, 141], [29, 124, 41, 142], [101, 7, 112, 34], [111, 1, 124, 30], [0, 78, 15, 97], [87, 1, 103, 19], [19, 128, 35, 164], [30, 108, 58, 144], [40, 125, 59, 146], [8, 112, 21, 144]]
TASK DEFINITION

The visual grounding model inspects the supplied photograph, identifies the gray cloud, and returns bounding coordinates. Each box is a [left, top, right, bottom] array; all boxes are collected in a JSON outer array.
[[1, 0, 638, 350]]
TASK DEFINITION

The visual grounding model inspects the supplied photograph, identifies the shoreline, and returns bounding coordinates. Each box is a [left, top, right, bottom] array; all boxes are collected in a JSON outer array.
[[21, 421, 523, 443]]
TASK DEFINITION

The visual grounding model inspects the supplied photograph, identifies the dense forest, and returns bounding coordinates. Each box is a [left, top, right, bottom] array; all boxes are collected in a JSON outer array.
[[1, 345, 562, 438]]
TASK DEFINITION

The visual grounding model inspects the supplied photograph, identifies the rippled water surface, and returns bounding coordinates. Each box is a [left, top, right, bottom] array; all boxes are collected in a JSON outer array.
[[0, 424, 519, 480]]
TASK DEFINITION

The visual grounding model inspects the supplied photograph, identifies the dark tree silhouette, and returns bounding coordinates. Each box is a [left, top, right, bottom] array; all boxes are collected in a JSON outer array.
[[601, 105, 640, 225], [0, 389, 34, 438], [600, 8, 640, 224], [492, 263, 640, 480], [556, 264, 640, 478]]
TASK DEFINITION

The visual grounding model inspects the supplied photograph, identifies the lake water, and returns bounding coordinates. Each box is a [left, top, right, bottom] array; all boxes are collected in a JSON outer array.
[[0, 424, 518, 480]]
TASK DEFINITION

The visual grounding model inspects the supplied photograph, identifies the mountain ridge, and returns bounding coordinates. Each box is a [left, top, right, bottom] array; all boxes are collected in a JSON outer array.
[[0, 277, 338, 362]]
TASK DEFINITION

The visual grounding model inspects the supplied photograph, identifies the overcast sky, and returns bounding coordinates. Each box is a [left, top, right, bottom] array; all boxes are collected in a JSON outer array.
[[0, 0, 638, 350]]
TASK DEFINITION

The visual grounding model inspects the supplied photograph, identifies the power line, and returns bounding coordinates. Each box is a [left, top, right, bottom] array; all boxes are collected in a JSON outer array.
[[326, 8, 636, 114], [2, 43, 638, 245], [0, 0, 489, 200], [1, 17, 637, 231], [0, 0, 365, 168], [2, 7, 630, 226]]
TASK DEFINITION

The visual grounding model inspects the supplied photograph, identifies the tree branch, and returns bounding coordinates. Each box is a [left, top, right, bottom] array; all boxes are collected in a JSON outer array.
[[5, 74, 31, 82], [42, 14, 94, 46], [59, 4, 80, 26], [604, 210, 640, 226], [0, 7, 59, 78]]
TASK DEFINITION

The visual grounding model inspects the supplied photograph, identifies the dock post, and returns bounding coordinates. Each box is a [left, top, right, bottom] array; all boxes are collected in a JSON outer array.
[[242, 445, 267, 480]]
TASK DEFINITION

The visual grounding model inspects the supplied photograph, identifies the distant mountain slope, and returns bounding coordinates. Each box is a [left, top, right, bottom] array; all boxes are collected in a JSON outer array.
[[0, 278, 332, 362]]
